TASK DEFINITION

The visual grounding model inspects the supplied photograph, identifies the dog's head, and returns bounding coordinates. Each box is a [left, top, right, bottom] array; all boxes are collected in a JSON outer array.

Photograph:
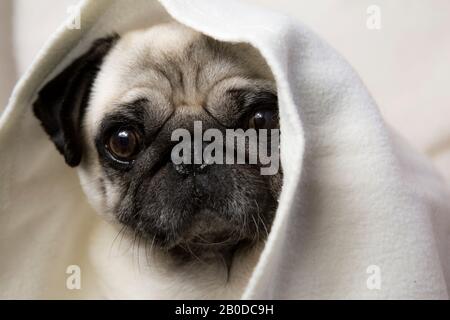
[[34, 23, 282, 260]]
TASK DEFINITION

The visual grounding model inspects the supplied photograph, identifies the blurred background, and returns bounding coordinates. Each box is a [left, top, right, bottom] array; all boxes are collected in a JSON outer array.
[[1, 0, 449, 183]]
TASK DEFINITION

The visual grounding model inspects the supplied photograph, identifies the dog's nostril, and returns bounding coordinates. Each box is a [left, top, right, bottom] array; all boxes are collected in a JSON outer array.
[[173, 163, 190, 175], [173, 162, 208, 175]]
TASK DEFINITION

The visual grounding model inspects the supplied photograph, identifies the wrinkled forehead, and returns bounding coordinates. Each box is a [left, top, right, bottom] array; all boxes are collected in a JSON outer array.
[[90, 24, 203, 107], [86, 23, 274, 136]]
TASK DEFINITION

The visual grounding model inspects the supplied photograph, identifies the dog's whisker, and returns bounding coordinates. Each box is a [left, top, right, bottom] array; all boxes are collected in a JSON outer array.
[[147, 234, 157, 265], [130, 230, 140, 270], [109, 224, 127, 257], [191, 234, 234, 246], [258, 212, 270, 239], [136, 233, 143, 273], [251, 214, 260, 243], [183, 241, 207, 265]]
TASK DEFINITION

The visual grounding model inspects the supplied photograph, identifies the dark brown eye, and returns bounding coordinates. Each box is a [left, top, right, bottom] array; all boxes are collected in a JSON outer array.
[[106, 128, 142, 161], [248, 109, 277, 129]]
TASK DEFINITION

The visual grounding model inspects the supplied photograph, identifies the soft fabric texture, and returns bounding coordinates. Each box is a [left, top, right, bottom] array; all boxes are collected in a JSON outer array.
[[0, 0, 449, 299]]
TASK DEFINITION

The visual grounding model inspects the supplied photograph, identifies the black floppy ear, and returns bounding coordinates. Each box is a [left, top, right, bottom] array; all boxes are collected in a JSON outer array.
[[33, 34, 119, 167]]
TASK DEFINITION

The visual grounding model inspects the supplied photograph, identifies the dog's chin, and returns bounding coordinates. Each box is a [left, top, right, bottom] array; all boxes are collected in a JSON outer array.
[[168, 211, 257, 260], [129, 208, 265, 264]]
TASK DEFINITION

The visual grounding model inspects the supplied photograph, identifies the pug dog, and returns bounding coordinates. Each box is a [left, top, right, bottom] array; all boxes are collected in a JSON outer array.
[[33, 22, 281, 277]]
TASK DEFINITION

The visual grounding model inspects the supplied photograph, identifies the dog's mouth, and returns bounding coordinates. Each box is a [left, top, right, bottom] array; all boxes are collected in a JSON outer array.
[[171, 209, 258, 252], [124, 205, 272, 262]]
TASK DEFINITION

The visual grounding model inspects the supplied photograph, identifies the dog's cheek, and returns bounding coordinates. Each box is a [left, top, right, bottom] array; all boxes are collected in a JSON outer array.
[[203, 165, 274, 226], [230, 166, 279, 233], [77, 159, 123, 223], [269, 172, 283, 202]]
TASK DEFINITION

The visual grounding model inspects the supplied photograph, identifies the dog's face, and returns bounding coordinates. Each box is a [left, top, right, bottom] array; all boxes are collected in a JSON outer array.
[[34, 23, 282, 260]]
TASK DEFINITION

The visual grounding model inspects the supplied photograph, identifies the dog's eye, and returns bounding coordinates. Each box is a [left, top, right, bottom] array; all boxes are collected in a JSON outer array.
[[106, 128, 142, 162], [248, 109, 277, 129]]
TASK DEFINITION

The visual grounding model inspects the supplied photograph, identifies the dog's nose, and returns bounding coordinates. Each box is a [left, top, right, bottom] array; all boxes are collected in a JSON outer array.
[[173, 162, 208, 175], [172, 139, 212, 175]]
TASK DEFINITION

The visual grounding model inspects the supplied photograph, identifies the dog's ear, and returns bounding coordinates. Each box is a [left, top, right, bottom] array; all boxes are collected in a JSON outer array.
[[33, 34, 119, 167]]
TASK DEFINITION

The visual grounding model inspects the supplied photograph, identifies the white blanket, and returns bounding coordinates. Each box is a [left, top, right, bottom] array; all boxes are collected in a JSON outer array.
[[1, 0, 449, 299]]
